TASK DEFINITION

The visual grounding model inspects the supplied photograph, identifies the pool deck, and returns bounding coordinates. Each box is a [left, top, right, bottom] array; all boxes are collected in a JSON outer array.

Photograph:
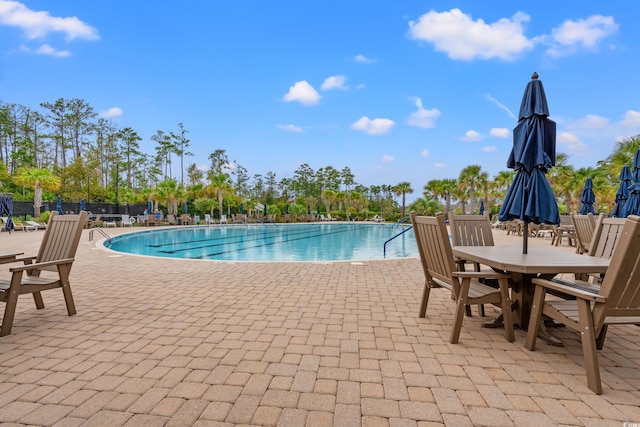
[[0, 224, 638, 426]]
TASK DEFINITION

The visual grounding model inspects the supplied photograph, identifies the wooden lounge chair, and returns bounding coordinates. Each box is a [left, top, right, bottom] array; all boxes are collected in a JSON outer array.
[[571, 212, 596, 254], [166, 214, 177, 225], [448, 212, 495, 316], [410, 212, 514, 344], [526, 214, 640, 394], [0, 211, 88, 336]]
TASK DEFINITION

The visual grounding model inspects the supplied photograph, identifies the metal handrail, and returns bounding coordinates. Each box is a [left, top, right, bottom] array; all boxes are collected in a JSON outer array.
[[395, 216, 410, 225], [89, 227, 112, 244], [383, 225, 413, 257]]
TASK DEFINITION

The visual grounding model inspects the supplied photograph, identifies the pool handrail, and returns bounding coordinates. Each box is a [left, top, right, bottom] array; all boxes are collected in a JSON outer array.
[[383, 225, 413, 257]]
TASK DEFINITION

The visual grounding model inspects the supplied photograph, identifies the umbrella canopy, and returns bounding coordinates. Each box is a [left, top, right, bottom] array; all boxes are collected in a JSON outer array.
[[147, 199, 153, 214], [479, 200, 485, 215], [0, 195, 15, 232], [56, 195, 64, 214], [579, 177, 596, 215], [612, 165, 632, 217], [621, 148, 640, 217], [80, 199, 86, 212], [307, 205, 311, 215], [183, 201, 188, 214], [498, 73, 560, 253], [285, 204, 289, 214], [263, 204, 267, 216], [240, 203, 244, 214]]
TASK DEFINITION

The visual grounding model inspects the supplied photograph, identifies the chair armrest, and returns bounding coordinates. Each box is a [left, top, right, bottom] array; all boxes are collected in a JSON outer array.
[[531, 277, 606, 302], [2, 255, 37, 265], [9, 258, 75, 272], [452, 271, 511, 279]]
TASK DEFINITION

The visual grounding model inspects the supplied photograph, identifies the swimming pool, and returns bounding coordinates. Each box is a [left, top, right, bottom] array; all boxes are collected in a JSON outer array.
[[106, 223, 417, 261]]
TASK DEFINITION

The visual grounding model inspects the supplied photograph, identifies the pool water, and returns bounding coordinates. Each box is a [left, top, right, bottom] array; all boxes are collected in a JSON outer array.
[[106, 223, 417, 261]]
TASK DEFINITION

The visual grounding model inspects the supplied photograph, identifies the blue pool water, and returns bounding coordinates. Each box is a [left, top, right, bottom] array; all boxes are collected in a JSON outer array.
[[106, 223, 417, 261]]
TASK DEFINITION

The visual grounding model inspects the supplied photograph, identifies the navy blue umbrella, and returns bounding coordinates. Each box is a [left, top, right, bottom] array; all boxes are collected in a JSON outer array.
[[240, 203, 244, 214], [479, 200, 485, 215], [263, 204, 267, 216], [0, 195, 15, 232], [621, 148, 640, 217], [147, 199, 153, 214], [579, 177, 596, 215], [499, 73, 560, 253], [56, 195, 64, 214], [285, 204, 289, 214], [80, 199, 86, 212], [612, 165, 632, 217], [307, 205, 311, 215], [183, 201, 188, 214]]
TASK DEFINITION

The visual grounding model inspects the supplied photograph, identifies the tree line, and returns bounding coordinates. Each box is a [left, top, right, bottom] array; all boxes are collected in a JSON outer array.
[[1, 98, 639, 221]]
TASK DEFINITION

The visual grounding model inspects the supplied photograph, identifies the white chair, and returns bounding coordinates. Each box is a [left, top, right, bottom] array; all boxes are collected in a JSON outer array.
[[193, 215, 200, 225], [121, 215, 135, 227], [220, 214, 227, 224], [204, 214, 212, 225], [103, 218, 117, 227]]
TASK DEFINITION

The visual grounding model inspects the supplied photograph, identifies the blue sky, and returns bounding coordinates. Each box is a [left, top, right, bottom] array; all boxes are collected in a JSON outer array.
[[1, 1, 639, 202]]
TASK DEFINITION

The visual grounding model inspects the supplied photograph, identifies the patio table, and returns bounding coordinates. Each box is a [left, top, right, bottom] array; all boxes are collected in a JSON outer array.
[[451, 246, 609, 330], [0, 252, 23, 264]]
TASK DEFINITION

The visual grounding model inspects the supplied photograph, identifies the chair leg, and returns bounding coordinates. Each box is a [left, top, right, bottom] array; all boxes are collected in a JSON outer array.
[[450, 278, 471, 344], [595, 325, 608, 350], [32, 292, 45, 309], [577, 299, 602, 394], [1, 271, 23, 336], [419, 280, 431, 318], [525, 286, 546, 350], [58, 266, 76, 316]]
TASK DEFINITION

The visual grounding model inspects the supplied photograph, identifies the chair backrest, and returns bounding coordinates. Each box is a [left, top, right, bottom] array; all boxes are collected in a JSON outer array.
[[560, 214, 573, 226], [592, 215, 640, 328], [36, 211, 88, 271], [121, 214, 130, 222], [448, 212, 494, 247], [410, 212, 456, 288], [571, 212, 596, 253], [588, 214, 627, 259]]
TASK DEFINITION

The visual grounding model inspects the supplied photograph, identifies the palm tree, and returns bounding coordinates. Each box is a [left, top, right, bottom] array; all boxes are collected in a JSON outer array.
[[458, 165, 484, 214], [207, 172, 233, 220], [153, 178, 183, 215], [393, 181, 413, 217], [13, 167, 61, 217], [548, 152, 575, 213]]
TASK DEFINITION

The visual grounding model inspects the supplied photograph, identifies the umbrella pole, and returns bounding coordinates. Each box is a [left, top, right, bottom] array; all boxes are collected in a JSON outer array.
[[523, 223, 528, 254]]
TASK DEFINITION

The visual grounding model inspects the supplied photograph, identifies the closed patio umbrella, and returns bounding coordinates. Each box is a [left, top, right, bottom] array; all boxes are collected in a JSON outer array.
[[579, 177, 596, 215], [183, 201, 188, 214], [621, 148, 640, 217], [498, 73, 560, 254], [479, 200, 485, 216], [80, 199, 86, 212], [56, 195, 64, 214], [285, 204, 289, 214], [0, 195, 15, 232], [612, 165, 631, 217], [147, 199, 153, 214]]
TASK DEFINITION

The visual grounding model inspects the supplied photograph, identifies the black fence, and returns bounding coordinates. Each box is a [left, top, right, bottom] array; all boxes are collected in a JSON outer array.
[[11, 200, 148, 219]]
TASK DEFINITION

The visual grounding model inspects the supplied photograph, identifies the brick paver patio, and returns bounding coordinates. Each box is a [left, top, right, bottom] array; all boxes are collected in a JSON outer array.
[[0, 225, 638, 426]]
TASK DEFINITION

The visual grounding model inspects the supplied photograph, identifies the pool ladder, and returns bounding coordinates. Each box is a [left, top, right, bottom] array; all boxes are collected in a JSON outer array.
[[89, 227, 112, 244], [383, 225, 413, 258]]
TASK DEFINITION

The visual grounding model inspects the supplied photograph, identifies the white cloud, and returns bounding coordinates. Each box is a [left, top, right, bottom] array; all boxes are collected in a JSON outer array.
[[421, 149, 430, 157], [34, 43, 70, 57], [462, 130, 481, 141], [354, 54, 374, 63], [490, 128, 510, 138], [0, 0, 99, 41], [557, 131, 588, 152], [547, 15, 618, 57], [351, 116, 395, 135], [621, 110, 640, 128], [485, 94, 515, 118], [408, 8, 534, 61], [382, 154, 395, 162], [321, 75, 348, 91], [99, 107, 122, 118], [566, 114, 610, 130], [282, 81, 321, 106], [406, 97, 441, 129], [355, 83, 366, 90], [481, 146, 498, 152], [434, 163, 447, 168], [276, 124, 303, 133]]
